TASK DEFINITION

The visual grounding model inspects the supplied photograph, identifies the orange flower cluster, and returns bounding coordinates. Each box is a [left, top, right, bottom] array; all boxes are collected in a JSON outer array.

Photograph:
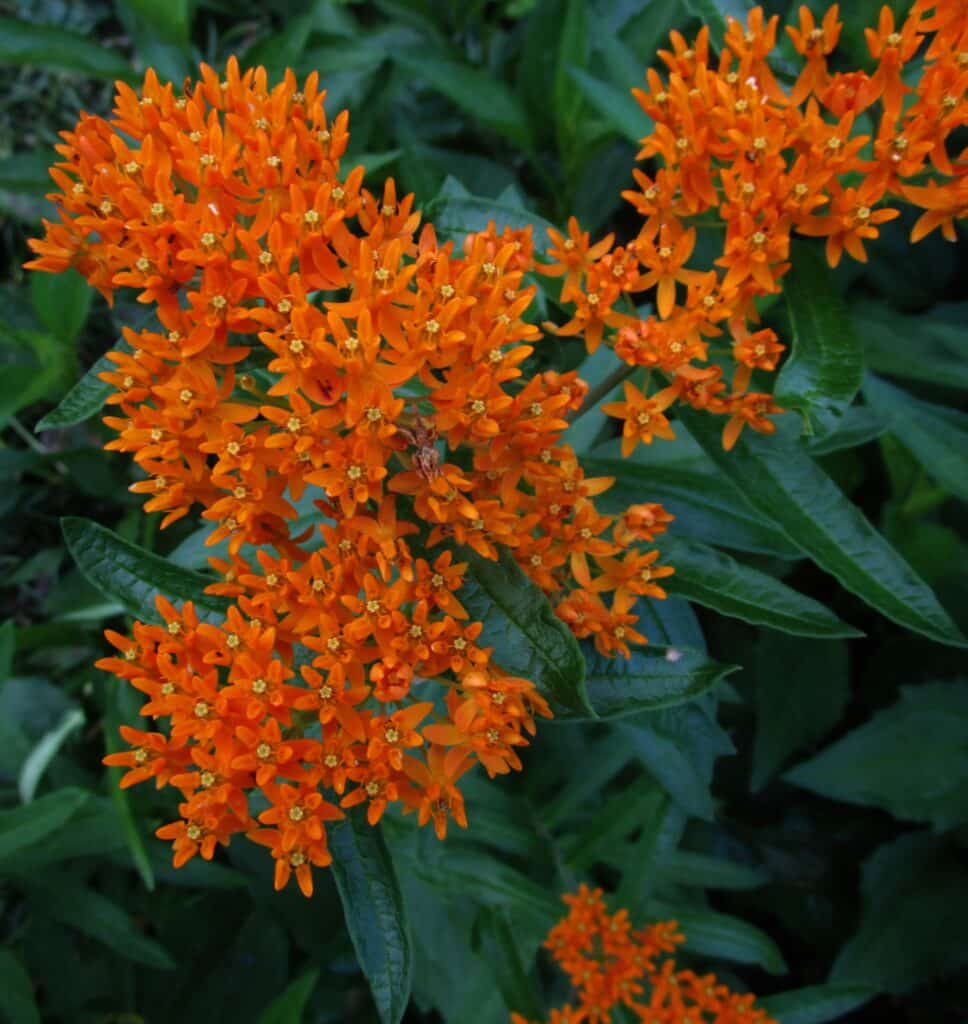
[[544, 1, 968, 450], [512, 886, 776, 1024], [27, 61, 675, 895]]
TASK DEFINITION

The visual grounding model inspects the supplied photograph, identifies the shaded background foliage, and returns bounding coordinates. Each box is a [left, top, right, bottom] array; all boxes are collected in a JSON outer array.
[[1, 0, 966, 1022]]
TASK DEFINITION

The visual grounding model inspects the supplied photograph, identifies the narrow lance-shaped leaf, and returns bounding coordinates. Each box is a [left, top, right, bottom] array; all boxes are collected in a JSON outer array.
[[257, 968, 320, 1024], [831, 832, 968, 994], [117, 0, 192, 46], [329, 812, 413, 1024], [678, 410, 966, 648], [660, 536, 862, 639], [36, 342, 127, 431], [581, 455, 802, 558], [752, 636, 849, 791], [0, 788, 88, 864], [30, 268, 92, 346], [427, 188, 555, 248], [0, 950, 41, 1024], [554, 0, 589, 154], [684, 0, 754, 44], [785, 682, 968, 830], [620, 704, 734, 821], [0, 17, 136, 81], [393, 52, 531, 148], [863, 373, 968, 503], [18, 707, 85, 803], [23, 876, 175, 969], [649, 901, 787, 975], [458, 546, 591, 716], [761, 984, 876, 1024], [775, 241, 864, 436], [61, 517, 230, 624], [474, 906, 545, 1021], [568, 67, 650, 144], [553, 642, 736, 722], [853, 298, 968, 390], [104, 677, 155, 891]]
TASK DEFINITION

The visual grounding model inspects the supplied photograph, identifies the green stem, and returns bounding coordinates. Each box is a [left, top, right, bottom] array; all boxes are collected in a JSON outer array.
[[570, 361, 637, 423], [9, 416, 48, 454]]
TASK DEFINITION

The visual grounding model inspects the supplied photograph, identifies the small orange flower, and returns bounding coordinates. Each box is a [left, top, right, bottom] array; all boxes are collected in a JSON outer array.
[[31, 60, 675, 895], [538, 2, 966, 451], [515, 886, 776, 1024], [601, 382, 679, 455]]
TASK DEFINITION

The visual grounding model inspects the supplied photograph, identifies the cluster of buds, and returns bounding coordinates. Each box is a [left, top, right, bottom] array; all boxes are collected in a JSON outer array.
[[27, 61, 675, 894], [512, 885, 777, 1024], [544, 1, 967, 450]]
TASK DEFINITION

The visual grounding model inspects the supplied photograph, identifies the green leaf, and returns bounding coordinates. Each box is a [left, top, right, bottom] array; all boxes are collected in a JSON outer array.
[[35, 344, 124, 431], [0, 787, 87, 864], [621, 703, 734, 820], [0, 619, 14, 679], [855, 299, 968, 390], [761, 984, 876, 1024], [516, 0, 568, 148], [651, 902, 787, 974], [350, 150, 403, 179], [458, 546, 590, 715], [18, 707, 85, 803], [409, 842, 559, 932], [329, 813, 412, 1024], [661, 537, 861, 638], [679, 410, 966, 647], [805, 406, 886, 456], [832, 832, 968, 993], [554, 643, 736, 721], [776, 242, 864, 435], [564, 779, 667, 872], [554, 0, 589, 152], [62, 517, 230, 624], [654, 850, 769, 891], [257, 968, 320, 1024], [0, 950, 40, 1024], [0, 18, 136, 81], [785, 682, 968, 829], [401, 873, 506, 1024], [29, 269, 93, 346], [684, 0, 753, 42], [752, 636, 849, 791], [240, 9, 317, 68], [393, 52, 530, 147], [105, 678, 155, 890], [567, 67, 649, 144], [10, 799, 126, 870], [473, 906, 544, 1020], [864, 374, 968, 502], [427, 188, 555, 248], [25, 876, 175, 970], [581, 454, 802, 558], [117, 0, 191, 45], [0, 150, 53, 197]]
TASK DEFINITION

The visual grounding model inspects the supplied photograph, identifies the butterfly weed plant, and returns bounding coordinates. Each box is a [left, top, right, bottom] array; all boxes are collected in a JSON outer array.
[[1, 1, 966, 1022]]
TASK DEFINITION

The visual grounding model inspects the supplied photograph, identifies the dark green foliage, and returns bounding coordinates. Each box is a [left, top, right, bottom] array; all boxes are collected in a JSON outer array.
[[1, 1, 966, 1023]]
